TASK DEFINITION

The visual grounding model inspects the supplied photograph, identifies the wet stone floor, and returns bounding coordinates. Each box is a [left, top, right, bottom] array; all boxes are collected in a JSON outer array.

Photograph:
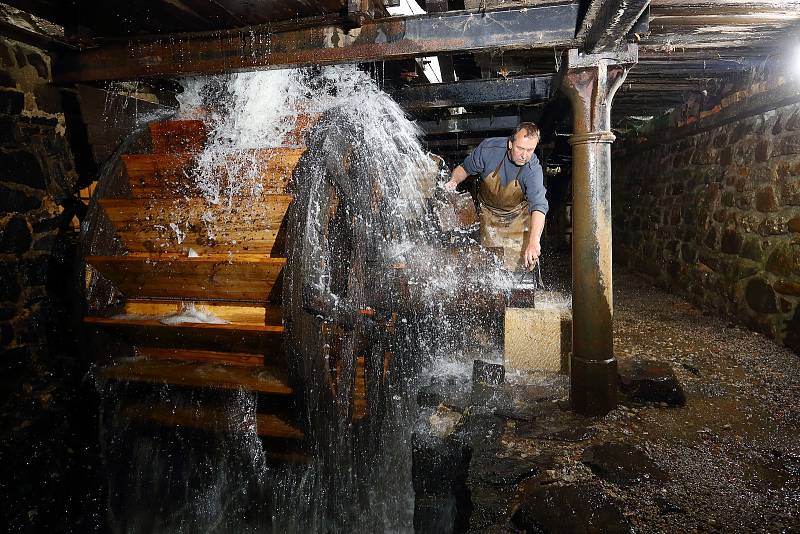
[[414, 267, 800, 533]]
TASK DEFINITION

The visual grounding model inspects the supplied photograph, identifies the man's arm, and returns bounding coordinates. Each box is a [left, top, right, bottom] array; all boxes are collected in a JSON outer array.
[[524, 210, 545, 269], [445, 140, 489, 191], [443, 165, 469, 192]]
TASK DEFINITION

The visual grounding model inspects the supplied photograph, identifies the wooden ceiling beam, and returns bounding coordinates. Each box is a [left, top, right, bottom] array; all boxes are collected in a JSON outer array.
[[397, 74, 553, 109], [54, 3, 582, 82], [418, 114, 524, 135], [576, 0, 650, 53]]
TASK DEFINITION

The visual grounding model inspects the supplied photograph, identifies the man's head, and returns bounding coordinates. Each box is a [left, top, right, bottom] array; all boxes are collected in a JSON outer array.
[[507, 122, 540, 166]]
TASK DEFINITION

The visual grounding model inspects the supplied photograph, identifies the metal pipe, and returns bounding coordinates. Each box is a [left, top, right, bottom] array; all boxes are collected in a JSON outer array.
[[569, 130, 617, 415], [561, 46, 636, 416]]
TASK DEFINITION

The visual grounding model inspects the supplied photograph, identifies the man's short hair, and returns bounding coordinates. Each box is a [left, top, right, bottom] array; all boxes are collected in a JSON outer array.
[[510, 122, 540, 141]]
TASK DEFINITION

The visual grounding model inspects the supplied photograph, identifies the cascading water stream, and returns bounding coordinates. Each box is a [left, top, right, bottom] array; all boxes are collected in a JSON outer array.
[[86, 65, 522, 533]]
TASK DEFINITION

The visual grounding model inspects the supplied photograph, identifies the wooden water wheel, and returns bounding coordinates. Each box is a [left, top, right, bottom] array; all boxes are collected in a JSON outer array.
[[84, 115, 389, 460], [282, 135, 402, 446]]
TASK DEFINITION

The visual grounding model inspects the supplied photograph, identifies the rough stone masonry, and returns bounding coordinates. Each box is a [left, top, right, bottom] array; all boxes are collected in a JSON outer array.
[[0, 36, 81, 392], [613, 97, 800, 354]]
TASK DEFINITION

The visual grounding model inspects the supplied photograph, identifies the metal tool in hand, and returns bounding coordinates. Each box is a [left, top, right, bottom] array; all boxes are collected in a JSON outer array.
[[518, 258, 544, 290]]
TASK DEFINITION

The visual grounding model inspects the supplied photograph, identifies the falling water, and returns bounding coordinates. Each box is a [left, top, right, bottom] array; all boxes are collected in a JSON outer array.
[[86, 64, 520, 533]]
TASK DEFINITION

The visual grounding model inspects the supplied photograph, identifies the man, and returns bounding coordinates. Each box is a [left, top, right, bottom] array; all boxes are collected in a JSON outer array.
[[444, 122, 548, 271]]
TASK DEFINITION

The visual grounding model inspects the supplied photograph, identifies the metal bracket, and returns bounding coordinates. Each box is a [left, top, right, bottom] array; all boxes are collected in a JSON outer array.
[[566, 43, 638, 70]]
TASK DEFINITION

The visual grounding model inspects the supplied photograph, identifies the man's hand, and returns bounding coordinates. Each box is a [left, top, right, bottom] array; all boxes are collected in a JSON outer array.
[[524, 239, 541, 269], [444, 165, 469, 192]]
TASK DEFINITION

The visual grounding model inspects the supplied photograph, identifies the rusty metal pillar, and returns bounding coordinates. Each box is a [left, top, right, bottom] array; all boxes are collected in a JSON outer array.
[[561, 45, 637, 416]]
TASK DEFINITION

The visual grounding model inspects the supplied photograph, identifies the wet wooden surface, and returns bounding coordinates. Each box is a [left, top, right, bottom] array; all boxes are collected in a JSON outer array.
[[86, 254, 286, 302], [99, 357, 293, 395]]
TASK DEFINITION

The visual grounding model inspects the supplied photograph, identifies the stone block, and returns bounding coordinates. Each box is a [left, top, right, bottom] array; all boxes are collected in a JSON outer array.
[[0, 262, 20, 301], [581, 443, 668, 485], [414, 496, 459, 534], [720, 228, 743, 254], [787, 109, 800, 131], [741, 237, 764, 262], [755, 185, 780, 212], [0, 303, 15, 320], [777, 133, 800, 156], [755, 140, 771, 162], [33, 85, 62, 115], [618, 358, 687, 406], [12, 47, 26, 67], [0, 116, 18, 144], [782, 178, 800, 205], [412, 432, 470, 497], [504, 302, 571, 373], [0, 214, 31, 254], [766, 243, 800, 276], [745, 277, 778, 313], [25, 53, 48, 79], [0, 89, 23, 116], [759, 216, 788, 235], [512, 483, 633, 534], [431, 190, 477, 231], [472, 360, 504, 385], [0, 150, 46, 189], [774, 280, 800, 297]]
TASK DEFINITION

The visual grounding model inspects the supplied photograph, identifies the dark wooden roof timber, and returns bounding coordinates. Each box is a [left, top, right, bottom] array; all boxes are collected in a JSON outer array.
[[3, 0, 798, 131], [3, 0, 353, 36]]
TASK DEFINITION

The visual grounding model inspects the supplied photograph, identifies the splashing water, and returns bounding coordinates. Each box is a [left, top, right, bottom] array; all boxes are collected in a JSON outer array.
[[89, 64, 522, 533]]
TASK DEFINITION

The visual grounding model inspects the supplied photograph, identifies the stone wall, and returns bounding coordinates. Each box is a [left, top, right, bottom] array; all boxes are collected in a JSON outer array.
[[0, 37, 82, 396], [0, 36, 110, 530], [613, 97, 800, 354]]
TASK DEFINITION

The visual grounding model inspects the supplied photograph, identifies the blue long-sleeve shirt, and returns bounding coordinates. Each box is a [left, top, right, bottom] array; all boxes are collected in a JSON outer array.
[[462, 137, 548, 215]]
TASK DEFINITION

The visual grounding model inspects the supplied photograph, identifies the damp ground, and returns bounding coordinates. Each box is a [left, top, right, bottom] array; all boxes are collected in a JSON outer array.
[[414, 265, 800, 533], [3, 263, 799, 532]]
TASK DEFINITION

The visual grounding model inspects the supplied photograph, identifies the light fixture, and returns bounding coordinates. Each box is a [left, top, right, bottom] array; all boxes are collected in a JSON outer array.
[[792, 42, 800, 80]]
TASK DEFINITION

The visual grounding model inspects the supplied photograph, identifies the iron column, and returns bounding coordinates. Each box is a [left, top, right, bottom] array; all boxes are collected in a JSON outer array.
[[561, 45, 637, 416]]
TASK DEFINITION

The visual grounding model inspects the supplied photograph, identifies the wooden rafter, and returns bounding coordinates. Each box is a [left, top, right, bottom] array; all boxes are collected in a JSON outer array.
[[53, 3, 583, 82], [576, 0, 651, 53], [397, 75, 553, 109]]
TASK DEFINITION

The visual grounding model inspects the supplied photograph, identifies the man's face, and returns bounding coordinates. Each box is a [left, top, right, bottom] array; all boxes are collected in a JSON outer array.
[[507, 130, 539, 166]]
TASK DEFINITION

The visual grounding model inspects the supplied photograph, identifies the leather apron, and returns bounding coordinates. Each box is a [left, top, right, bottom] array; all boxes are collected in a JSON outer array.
[[477, 157, 529, 271]]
